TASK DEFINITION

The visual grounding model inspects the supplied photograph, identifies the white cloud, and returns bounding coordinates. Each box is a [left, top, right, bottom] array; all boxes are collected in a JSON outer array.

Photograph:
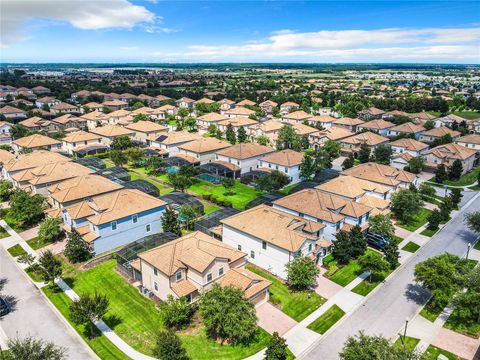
[[180, 27, 480, 62], [119, 46, 138, 51], [1, 0, 155, 46]]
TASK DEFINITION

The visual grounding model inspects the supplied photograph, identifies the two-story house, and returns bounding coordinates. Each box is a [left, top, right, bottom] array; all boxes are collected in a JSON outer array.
[[12, 134, 62, 154], [388, 122, 425, 139], [339, 131, 390, 157], [177, 138, 231, 165], [214, 143, 275, 175], [309, 127, 353, 150], [281, 110, 312, 124], [332, 117, 365, 132], [357, 119, 395, 136], [125, 121, 168, 144], [196, 112, 229, 134], [419, 126, 461, 144], [422, 143, 476, 175], [148, 131, 202, 155], [90, 124, 135, 147], [257, 149, 304, 184], [62, 130, 105, 156]]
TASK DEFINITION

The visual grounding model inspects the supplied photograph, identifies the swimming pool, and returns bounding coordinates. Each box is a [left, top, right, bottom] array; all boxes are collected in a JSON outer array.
[[196, 173, 222, 183], [166, 166, 179, 174]]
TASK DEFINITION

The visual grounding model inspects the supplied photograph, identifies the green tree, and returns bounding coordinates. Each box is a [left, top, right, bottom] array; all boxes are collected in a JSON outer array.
[[161, 207, 182, 237], [434, 164, 448, 183], [264, 332, 288, 360], [64, 229, 92, 263], [358, 252, 388, 283], [276, 124, 301, 151], [423, 120, 435, 130], [349, 225, 367, 259], [9, 190, 45, 226], [198, 284, 257, 344], [342, 154, 355, 170], [448, 159, 463, 180], [427, 209, 442, 230], [145, 156, 167, 176], [419, 183, 435, 199], [5, 336, 66, 360], [285, 255, 320, 290], [111, 135, 132, 150], [390, 189, 423, 223], [179, 205, 199, 230], [256, 171, 290, 193], [256, 135, 270, 146], [449, 188, 462, 209], [357, 143, 371, 163], [332, 230, 352, 265], [109, 150, 128, 167], [465, 211, 480, 234], [37, 250, 62, 285], [70, 292, 109, 338], [38, 217, 62, 244], [9, 124, 29, 140], [184, 116, 197, 132], [0, 179, 13, 201], [432, 134, 453, 147], [373, 144, 392, 165], [438, 196, 453, 222], [221, 177, 236, 195], [407, 156, 425, 174], [168, 173, 193, 192], [323, 139, 341, 159], [226, 124, 236, 144], [125, 147, 145, 165], [452, 266, 480, 324], [299, 152, 316, 179], [367, 214, 394, 239], [384, 240, 399, 270], [133, 113, 150, 122], [207, 124, 217, 136], [152, 330, 190, 360], [132, 101, 145, 110], [237, 126, 247, 143], [159, 295, 193, 330]]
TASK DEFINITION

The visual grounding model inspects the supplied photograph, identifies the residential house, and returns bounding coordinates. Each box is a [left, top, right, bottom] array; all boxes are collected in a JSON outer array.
[[215, 143, 275, 175], [0, 121, 12, 145], [176, 97, 195, 109], [0, 149, 15, 174], [137, 231, 271, 305], [177, 138, 231, 165], [50, 102, 80, 115], [358, 107, 386, 120], [332, 117, 365, 132], [35, 96, 61, 109], [90, 124, 135, 147], [218, 99, 236, 112], [309, 127, 353, 150], [149, 131, 203, 155], [221, 205, 330, 279], [102, 100, 129, 111], [125, 121, 168, 144], [306, 115, 336, 129], [281, 110, 312, 124], [12, 134, 62, 154], [62, 130, 104, 156], [236, 99, 256, 107], [257, 149, 304, 184], [31, 86, 51, 95], [196, 112, 229, 134], [419, 126, 461, 144], [51, 114, 86, 131], [217, 117, 258, 135], [390, 138, 429, 156], [422, 143, 476, 174], [339, 131, 390, 157], [342, 162, 418, 189], [83, 102, 104, 112], [223, 106, 255, 118], [62, 189, 167, 254], [358, 119, 395, 136], [0, 106, 27, 121], [259, 100, 278, 114], [18, 116, 58, 132], [82, 110, 108, 129], [248, 120, 284, 145], [388, 122, 426, 139], [455, 134, 480, 153], [280, 101, 299, 115]]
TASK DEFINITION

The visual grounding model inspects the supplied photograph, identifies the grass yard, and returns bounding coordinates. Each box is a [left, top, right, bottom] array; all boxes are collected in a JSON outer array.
[[247, 265, 325, 322], [128, 171, 173, 195], [306, 305, 345, 334], [351, 268, 393, 296], [393, 336, 420, 352], [43, 285, 130, 360], [396, 208, 432, 232], [420, 296, 447, 322], [25, 265, 44, 282], [26, 236, 52, 250], [68, 260, 270, 359], [7, 244, 26, 257], [451, 111, 480, 120], [327, 260, 362, 286], [474, 241, 480, 251], [391, 235, 404, 245], [424, 345, 458, 360], [201, 201, 221, 215], [188, 180, 263, 210], [0, 226, 9, 239], [420, 228, 438, 237], [401, 241, 421, 253], [444, 166, 480, 187]]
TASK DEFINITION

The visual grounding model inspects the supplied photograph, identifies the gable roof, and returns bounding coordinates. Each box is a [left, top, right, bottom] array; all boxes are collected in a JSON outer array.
[[215, 143, 274, 159], [389, 138, 429, 152], [260, 149, 304, 167], [126, 121, 167, 133], [360, 119, 395, 130], [342, 162, 416, 186], [422, 126, 461, 138], [424, 143, 476, 161], [316, 175, 390, 199], [13, 134, 61, 149], [4, 150, 69, 172], [341, 131, 389, 146], [389, 122, 425, 133], [63, 130, 102, 143], [178, 138, 231, 154], [90, 124, 134, 138]]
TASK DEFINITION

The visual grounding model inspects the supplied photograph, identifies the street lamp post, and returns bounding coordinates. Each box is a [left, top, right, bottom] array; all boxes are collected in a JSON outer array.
[[403, 317, 409, 347], [466, 243, 472, 260]]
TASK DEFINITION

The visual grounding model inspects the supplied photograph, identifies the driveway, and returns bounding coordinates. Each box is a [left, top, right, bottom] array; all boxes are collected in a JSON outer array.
[[0, 246, 97, 359], [256, 302, 297, 336]]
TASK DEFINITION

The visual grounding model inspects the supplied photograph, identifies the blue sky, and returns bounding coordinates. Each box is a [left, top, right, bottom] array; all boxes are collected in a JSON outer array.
[[1, 0, 479, 63]]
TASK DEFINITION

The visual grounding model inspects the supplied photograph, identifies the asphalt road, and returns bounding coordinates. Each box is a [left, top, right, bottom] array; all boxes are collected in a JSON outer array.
[[301, 192, 480, 360], [0, 246, 97, 359]]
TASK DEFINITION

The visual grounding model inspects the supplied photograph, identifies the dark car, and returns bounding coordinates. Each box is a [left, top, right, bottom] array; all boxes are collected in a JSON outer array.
[[0, 296, 10, 317], [366, 232, 390, 252]]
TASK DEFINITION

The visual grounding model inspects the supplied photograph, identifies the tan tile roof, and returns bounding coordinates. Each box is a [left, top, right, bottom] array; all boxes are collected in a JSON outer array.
[[215, 143, 274, 159], [0, 105, 25, 114], [333, 117, 364, 126], [107, 109, 131, 118], [13, 134, 61, 149], [126, 121, 167, 133], [218, 116, 258, 127], [179, 138, 231, 154], [219, 267, 271, 300], [0, 149, 15, 164], [360, 119, 394, 130], [316, 175, 389, 199], [260, 149, 304, 167], [80, 110, 107, 121], [283, 110, 312, 121], [102, 100, 128, 107], [4, 150, 69, 172], [131, 106, 154, 115], [21, 161, 94, 186], [171, 279, 198, 297], [221, 205, 324, 252], [410, 112, 436, 120], [364, 107, 385, 115], [224, 106, 255, 116], [308, 115, 336, 124], [90, 124, 134, 138], [274, 189, 371, 223], [357, 194, 390, 212], [341, 131, 389, 146], [51, 102, 78, 111], [390, 138, 429, 152], [197, 112, 228, 123], [151, 131, 202, 145], [177, 97, 195, 103], [48, 174, 123, 204], [63, 130, 102, 143], [139, 231, 246, 276], [422, 126, 461, 138], [389, 122, 425, 133], [342, 162, 416, 186], [18, 116, 52, 128], [310, 127, 353, 141], [236, 99, 256, 106], [456, 134, 480, 145], [281, 101, 299, 107], [292, 123, 317, 135], [260, 100, 278, 107], [424, 143, 476, 161], [195, 97, 215, 104], [248, 119, 284, 133]]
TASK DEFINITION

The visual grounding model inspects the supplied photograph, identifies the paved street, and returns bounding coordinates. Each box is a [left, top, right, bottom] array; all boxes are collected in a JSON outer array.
[[301, 192, 480, 360], [0, 246, 97, 359]]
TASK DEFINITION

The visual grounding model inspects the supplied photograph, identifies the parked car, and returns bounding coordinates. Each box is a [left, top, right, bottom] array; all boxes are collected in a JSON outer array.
[[0, 296, 10, 317], [365, 232, 390, 252]]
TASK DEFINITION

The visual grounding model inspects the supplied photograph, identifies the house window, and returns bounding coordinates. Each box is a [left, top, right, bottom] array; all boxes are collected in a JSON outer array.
[[207, 273, 213, 282], [185, 294, 192, 303], [250, 250, 255, 259], [146, 224, 151, 232], [111, 221, 117, 230], [308, 243, 313, 252], [154, 282, 158, 291], [284, 167, 288, 173], [132, 214, 138, 223], [262, 241, 267, 250], [218, 267, 224, 276], [176, 270, 182, 281], [238, 244, 242, 251], [154, 268, 158, 276]]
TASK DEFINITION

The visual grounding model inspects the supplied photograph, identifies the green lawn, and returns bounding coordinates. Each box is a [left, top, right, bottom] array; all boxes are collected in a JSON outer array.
[[474, 241, 480, 251], [452, 111, 480, 120], [420, 228, 438, 237], [328, 260, 362, 287], [401, 241, 421, 253], [391, 235, 403, 245], [188, 180, 263, 210], [201, 200, 221, 215], [7, 244, 27, 257], [306, 305, 345, 334], [396, 208, 432, 232], [43, 285, 131, 360], [128, 171, 173, 195], [393, 336, 420, 352], [26, 236, 52, 250], [25, 265, 44, 282], [68, 260, 270, 359], [444, 307, 480, 338], [0, 226, 9, 239], [424, 345, 458, 360], [351, 269, 393, 296], [247, 265, 325, 322], [420, 298, 443, 322], [444, 166, 480, 187]]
